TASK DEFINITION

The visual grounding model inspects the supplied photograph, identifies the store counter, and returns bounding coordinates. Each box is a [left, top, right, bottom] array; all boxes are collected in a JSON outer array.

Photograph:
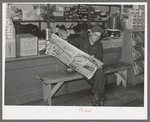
[[5, 47, 122, 105]]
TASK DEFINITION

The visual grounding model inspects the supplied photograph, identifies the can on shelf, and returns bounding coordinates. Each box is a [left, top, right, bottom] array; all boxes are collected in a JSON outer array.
[[46, 28, 51, 41]]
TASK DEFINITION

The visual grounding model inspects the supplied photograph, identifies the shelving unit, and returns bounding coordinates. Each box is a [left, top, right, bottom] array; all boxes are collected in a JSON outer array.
[[13, 4, 121, 29], [120, 29, 144, 85], [11, 3, 122, 60]]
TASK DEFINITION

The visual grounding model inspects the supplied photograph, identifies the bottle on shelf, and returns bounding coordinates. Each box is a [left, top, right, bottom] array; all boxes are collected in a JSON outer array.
[[45, 28, 51, 48]]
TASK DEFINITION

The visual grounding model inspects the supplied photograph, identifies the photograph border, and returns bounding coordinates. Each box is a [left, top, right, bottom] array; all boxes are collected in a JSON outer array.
[[1, 0, 149, 121]]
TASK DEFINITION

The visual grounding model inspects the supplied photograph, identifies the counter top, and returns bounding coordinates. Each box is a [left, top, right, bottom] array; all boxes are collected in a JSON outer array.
[[5, 47, 122, 62]]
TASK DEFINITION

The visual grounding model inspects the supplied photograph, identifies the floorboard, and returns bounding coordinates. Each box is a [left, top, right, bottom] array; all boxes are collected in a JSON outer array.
[[22, 82, 144, 107]]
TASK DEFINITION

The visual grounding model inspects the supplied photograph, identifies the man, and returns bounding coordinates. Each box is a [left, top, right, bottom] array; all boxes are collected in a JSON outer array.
[[66, 24, 107, 106]]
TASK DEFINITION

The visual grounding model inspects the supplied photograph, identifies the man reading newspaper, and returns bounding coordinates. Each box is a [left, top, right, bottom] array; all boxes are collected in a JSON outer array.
[[49, 24, 107, 106]]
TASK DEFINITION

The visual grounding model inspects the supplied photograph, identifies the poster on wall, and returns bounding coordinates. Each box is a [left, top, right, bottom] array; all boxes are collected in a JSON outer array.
[[45, 33, 103, 79]]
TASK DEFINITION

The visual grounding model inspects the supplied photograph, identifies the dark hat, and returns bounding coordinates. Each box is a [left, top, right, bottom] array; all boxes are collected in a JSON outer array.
[[91, 25, 104, 33], [56, 25, 66, 30], [59, 25, 66, 30]]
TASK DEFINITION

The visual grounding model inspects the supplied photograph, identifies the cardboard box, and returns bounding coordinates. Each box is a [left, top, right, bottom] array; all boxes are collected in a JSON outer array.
[[38, 39, 46, 52], [51, 5, 64, 12], [22, 10, 35, 20], [111, 38, 123, 48], [53, 11, 64, 16], [5, 39, 16, 58], [16, 34, 38, 56]]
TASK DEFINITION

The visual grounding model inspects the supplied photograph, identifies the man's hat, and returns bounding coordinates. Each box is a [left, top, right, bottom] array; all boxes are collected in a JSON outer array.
[[56, 24, 66, 30], [90, 25, 104, 33]]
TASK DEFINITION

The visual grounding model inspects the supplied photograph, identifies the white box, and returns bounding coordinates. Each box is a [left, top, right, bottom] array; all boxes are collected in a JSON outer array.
[[38, 39, 46, 51], [51, 5, 64, 11], [52, 11, 64, 16], [16, 34, 38, 56], [22, 10, 35, 20], [5, 39, 16, 58]]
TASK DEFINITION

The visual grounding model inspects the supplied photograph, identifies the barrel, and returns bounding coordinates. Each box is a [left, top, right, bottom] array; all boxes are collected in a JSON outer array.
[[109, 15, 120, 29]]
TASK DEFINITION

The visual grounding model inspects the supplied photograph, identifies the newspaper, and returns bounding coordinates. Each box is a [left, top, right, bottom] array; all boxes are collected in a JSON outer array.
[[45, 33, 103, 79]]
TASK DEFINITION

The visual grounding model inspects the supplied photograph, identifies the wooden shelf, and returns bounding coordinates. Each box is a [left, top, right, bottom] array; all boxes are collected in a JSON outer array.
[[13, 20, 108, 23], [13, 20, 47, 22], [132, 30, 145, 32], [134, 57, 144, 62], [120, 29, 144, 85], [133, 43, 144, 48], [90, 4, 121, 7]]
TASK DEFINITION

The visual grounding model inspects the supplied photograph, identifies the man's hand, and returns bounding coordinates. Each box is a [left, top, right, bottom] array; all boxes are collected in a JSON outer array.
[[67, 68, 75, 73], [91, 55, 103, 69], [98, 65, 103, 69]]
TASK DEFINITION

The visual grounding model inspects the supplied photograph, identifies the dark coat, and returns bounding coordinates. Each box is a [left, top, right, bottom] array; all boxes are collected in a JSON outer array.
[[68, 36, 103, 61]]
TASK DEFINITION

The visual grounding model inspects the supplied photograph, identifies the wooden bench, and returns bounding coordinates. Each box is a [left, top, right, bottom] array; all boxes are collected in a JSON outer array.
[[37, 62, 132, 105]]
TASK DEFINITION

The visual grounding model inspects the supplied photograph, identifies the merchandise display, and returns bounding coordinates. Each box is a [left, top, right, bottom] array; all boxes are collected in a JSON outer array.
[[126, 5, 145, 31], [5, 3, 16, 58], [120, 29, 144, 85]]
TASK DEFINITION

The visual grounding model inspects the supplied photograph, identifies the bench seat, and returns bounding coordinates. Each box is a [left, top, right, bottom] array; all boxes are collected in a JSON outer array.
[[37, 62, 132, 105]]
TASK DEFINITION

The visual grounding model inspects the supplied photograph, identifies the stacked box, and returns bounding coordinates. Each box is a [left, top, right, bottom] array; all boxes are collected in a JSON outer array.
[[16, 34, 38, 57], [52, 11, 64, 21], [64, 5, 88, 21], [127, 7, 145, 31], [101, 40, 112, 49], [64, 6, 78, 21], [128, 15, 145, 30], [111, 38, 123, 48], [51, 5, 64, 12], [101, 38, 123, 49], [132, 5, 145, 10]]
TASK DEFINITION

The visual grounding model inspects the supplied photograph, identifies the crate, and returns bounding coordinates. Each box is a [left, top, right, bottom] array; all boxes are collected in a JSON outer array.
[[16, 34, 38, 57]]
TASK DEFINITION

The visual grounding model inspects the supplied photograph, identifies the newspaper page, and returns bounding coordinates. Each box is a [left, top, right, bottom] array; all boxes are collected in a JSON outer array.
[[45, 33, 103, 79]]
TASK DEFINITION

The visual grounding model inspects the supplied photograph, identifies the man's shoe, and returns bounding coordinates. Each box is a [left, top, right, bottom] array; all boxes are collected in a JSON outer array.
[[98, 94, 106, 106], [92, 94, 106, 106], [91, 94, 99, 106], [99, 101, 104, 106]]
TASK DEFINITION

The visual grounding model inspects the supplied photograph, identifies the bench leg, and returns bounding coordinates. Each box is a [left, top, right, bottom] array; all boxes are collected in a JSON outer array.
[[51, 82, 64, 96], [114, 70, 127, 88], [43, 83, 47, 102], [43, 83, 52, 105], [43, 82, 64, 105], [47, 85, 52, 105]]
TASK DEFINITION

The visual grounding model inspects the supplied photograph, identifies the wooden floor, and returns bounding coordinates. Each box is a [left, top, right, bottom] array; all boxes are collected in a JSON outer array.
[[22, 82, 144, 107]]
